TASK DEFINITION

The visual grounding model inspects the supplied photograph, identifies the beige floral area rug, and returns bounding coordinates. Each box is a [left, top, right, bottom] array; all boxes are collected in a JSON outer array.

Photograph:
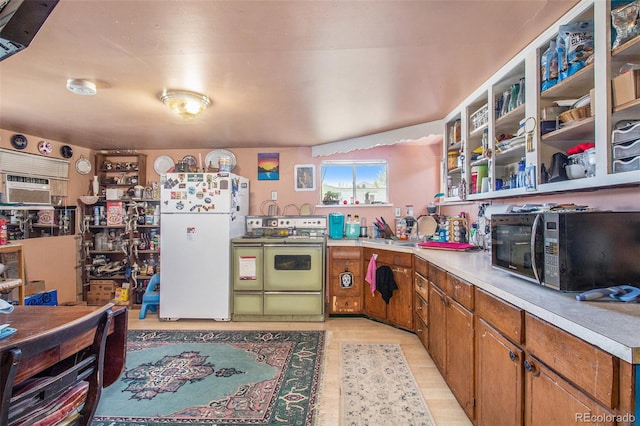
[[341, 343, 435, 426]]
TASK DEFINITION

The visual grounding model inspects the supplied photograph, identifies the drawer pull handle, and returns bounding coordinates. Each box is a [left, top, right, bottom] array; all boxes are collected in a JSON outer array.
[[509, 350, 518, 362]]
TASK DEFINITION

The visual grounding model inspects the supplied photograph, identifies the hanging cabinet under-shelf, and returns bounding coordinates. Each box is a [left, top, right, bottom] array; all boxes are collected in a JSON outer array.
[[441, 0, 640, 201]]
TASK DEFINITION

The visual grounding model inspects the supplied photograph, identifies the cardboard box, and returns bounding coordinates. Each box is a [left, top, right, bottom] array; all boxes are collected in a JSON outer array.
[[106, 201, 124, 225], [24, 290, 58, 306], [24, 280, 45, 296], [89, 280, 116, 292], [86, 290, 113, 305], [612, 70, 640, 107]]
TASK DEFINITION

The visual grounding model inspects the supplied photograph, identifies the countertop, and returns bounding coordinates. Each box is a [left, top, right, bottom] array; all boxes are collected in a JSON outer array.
[[328, 238, 640, 364]]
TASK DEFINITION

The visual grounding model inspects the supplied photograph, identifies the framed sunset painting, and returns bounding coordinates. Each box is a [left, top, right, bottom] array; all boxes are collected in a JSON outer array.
[[258, 153, 279, 180]]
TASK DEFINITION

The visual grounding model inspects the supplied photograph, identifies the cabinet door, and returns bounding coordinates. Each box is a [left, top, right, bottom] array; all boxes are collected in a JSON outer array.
[[476, 318, 523, 426], [428, 283, 447, 373], [386, 266, 413, 329], [446, 298, 475, 419], [363, 269, 388, 321], [524, 354, 615, 426]]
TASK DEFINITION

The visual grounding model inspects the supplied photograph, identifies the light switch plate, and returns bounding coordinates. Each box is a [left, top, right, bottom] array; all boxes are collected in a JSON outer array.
[[271, 191, 277, 200]]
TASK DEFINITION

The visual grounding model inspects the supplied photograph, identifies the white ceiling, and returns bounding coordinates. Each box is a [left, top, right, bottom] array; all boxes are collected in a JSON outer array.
[[0, 0, 579, 151]]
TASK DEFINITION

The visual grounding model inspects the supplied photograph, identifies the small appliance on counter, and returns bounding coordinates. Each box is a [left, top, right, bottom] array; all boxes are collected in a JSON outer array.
[[328, 213, 345, 239], [491, 210, 640, 292]]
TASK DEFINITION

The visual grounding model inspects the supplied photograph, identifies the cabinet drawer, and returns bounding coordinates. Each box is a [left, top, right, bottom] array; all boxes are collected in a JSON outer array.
[[330, 247, 361, 260], [364, 249, 412, 268], [264, 293, 323, 315], [415, 293, 428, 325], [525, 314, 617, 409], [330, 295, 362, 314], [233, 293, 263, 315], [330, 259, 362, 276], [414, 255, 428, 278], [414, 273, 428, 301], [446, 273, 474, 311], [475, 288, 523, 345], [414, 313, 428, 349], [428, 263, 446, 287]]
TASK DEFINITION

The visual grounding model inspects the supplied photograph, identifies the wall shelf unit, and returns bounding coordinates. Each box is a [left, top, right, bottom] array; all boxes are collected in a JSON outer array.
[[441, 0, 639, 201]]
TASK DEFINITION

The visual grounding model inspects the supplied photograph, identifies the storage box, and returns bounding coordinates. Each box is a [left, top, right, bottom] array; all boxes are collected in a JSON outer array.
[[613, 139, 640, 160], [89, 279, 116, 292], [106, 201, 124, 225], [114, 287, 129, 302], [24, 280, 45, 296], [612, 70, 640, 107], [106, 188, 124, 200], [24, 289, 58, 306], [86, 290, 113, 305]]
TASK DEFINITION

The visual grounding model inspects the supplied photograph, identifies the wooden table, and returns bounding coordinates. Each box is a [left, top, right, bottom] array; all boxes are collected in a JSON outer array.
[[0, 304, 128, 387]]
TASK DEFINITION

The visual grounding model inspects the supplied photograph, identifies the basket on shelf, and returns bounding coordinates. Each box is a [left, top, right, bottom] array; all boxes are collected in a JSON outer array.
[[558, 105, 591, 123]]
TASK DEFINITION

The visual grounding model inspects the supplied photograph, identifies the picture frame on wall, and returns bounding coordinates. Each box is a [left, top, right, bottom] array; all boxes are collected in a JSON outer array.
[[258, 153, 279, 180], [294, 164, 315, 191]]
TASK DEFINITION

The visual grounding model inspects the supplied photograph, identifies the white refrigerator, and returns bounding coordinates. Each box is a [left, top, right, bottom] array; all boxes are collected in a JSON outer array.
[[159, 172, 249, 320]]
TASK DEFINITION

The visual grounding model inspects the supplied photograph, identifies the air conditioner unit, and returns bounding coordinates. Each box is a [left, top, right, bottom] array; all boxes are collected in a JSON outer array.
[[3, 174, 51, 204]]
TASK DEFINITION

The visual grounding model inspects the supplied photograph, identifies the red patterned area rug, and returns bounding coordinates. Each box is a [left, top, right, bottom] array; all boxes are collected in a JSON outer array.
[[92, 330, 325, 425]]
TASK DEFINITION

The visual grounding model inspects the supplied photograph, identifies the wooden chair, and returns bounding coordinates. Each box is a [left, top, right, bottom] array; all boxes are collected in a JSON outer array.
[[0, 303, 114, 425]]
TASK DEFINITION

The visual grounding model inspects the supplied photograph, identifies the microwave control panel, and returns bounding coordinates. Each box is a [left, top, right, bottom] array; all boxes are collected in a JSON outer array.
[[543, 218, 559, 287]]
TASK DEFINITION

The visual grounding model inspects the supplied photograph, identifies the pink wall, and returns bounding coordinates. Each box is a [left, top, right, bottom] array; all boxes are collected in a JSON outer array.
[[139, 141, 443, 225], [2, 126, 639, 303]]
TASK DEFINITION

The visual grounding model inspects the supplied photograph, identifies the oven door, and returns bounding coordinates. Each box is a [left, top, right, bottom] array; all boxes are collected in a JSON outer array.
[[264, 244, 324, 291]]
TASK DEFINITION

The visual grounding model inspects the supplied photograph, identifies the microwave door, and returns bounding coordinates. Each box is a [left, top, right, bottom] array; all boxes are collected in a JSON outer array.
[[530, 213, 544, 284]]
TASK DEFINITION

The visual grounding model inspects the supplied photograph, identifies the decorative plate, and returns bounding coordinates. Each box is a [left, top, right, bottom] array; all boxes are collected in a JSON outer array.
[[60, 145, 73, 158], [38, 140, 53, 155], [181, 155, 197, 167], [154, 155, 175, 175], [75, 155, 92, 175], [10, 134, 28, 150], [205, 149, 236, 171]]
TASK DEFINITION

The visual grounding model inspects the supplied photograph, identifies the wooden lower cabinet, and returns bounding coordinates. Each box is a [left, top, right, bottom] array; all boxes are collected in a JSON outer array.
[[428, 273, 475, 419], [327, 247, 363, 314], [524, 354, 616, 426], [362, 248, 413, 330], [476, 318, 524, 426]]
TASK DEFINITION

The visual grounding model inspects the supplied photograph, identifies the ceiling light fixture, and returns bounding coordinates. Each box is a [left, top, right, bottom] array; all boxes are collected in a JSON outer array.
[[160, 90, 211, 119], [66, 79, 97, 95]]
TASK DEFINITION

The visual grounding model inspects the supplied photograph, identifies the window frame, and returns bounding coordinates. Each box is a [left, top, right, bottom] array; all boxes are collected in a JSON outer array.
[[319, 160, 389, 206]]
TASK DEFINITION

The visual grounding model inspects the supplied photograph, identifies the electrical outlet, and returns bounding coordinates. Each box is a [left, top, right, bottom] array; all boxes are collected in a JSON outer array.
[[271, 191, 277, 200], [395, 207, 401, 217]]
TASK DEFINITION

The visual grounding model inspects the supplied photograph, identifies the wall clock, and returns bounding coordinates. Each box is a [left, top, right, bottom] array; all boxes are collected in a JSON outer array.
[[75, 155, 92, 175], [10, 134, 28, 150], [38, 140, 53, 155]]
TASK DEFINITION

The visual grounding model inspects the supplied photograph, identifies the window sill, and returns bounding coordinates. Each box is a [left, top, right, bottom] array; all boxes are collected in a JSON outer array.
[[315, 203, 392, 208]]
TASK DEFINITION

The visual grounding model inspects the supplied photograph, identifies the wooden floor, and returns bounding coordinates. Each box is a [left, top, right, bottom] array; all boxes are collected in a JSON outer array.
[[128, 310, 472, 425]]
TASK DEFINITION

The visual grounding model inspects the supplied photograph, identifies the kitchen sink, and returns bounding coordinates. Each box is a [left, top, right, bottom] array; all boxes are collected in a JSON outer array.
[[369, 239, 418, 247]]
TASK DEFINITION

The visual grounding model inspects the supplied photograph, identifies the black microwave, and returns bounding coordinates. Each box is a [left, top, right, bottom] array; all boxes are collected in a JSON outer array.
[[491, 211, 640, 292]]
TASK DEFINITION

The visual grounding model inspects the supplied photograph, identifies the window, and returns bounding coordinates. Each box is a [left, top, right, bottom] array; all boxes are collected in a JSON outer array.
[[320, 161, 388, 205]]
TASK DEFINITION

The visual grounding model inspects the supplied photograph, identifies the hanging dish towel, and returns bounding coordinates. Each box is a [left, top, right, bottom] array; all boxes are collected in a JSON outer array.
[[365, 254, 378, 295], [375, 265, 398, 304]]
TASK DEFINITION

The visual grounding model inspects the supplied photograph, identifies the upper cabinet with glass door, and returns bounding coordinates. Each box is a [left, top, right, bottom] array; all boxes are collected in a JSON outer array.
[[441, 0, 640, 201]]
